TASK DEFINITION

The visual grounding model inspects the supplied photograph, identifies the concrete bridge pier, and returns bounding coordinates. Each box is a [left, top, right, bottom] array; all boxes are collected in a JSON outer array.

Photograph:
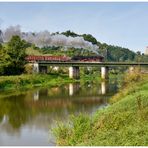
[[33, 62, 39, 74], [101, 66, 109, 80], [69, 66, 80, 79], [33, 63, 48, 74]]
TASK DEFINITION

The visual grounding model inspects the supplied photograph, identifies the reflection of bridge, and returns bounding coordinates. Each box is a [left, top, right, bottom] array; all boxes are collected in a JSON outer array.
[[30, 59, 148, 79], [33, 81, 115, 102]]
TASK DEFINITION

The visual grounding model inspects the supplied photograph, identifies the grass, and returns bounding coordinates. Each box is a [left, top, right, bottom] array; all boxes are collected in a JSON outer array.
[[0, 70, 105, 91], [53, 72, 148, 146], [0, 73, 76, 91]]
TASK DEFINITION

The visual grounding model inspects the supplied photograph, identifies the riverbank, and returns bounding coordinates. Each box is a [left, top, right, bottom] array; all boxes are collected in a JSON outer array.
[[0, 74, 76, 91], [53, 73, 148, 146], [0, 71, 107, 91]]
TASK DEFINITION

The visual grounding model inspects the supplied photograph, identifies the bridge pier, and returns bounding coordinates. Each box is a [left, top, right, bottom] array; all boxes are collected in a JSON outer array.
[[101, 66, 109, 80], [33, 63, 48, 74], [69, 66, 80, 79], [33, 62, 39, 74]]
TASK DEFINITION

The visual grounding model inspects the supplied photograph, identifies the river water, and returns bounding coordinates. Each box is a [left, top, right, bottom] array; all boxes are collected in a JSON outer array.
[[0, 79, 120, 146]]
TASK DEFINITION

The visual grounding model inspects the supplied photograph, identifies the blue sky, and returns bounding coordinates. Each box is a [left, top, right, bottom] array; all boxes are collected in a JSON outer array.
[[0, 2, 148, 53]]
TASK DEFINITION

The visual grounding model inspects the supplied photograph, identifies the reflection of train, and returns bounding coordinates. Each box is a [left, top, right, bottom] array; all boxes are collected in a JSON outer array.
[[26, 55, 104, 62]]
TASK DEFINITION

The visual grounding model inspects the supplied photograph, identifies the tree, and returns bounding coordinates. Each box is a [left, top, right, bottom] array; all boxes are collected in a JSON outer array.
[[4, 36, 27, 75], [82, 34, 98, 45], [0, 43, 11, 75], [61, 30, 79, 37]]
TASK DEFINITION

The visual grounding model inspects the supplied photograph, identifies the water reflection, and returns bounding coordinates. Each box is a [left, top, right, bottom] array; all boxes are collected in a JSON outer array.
[[69, 83, 80, 96], [33, 90, 39, 101], [0, 80, 119, 146], [101, 81, 108, 95]]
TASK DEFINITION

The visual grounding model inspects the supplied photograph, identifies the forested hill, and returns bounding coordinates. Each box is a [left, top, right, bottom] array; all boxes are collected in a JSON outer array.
[[37, 30, 147, 62]]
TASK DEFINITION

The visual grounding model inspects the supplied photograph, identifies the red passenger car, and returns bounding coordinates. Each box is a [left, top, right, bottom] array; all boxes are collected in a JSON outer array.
[[26, 55, 71, 62]]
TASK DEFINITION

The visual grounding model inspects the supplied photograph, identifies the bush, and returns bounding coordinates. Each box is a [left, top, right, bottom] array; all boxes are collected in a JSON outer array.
[[124, 67, 141, 84], [24, 64, 33, 74]]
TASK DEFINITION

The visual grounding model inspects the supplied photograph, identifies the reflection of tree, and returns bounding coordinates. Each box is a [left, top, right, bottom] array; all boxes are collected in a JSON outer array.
[[0, 95, 30, 129], [0, 115, 3, 123], [0, 81, 119, 132]]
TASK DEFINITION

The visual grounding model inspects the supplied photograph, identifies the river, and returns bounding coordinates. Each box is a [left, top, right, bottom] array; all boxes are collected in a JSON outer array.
[[0, 78, 121, 146]]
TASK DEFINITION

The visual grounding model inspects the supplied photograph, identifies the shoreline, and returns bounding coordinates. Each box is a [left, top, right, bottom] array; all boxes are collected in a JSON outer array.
[[53, 73, 148, 146]]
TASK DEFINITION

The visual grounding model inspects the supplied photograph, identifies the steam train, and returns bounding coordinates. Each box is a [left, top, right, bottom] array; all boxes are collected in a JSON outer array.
[[26, 55, 104, 62]]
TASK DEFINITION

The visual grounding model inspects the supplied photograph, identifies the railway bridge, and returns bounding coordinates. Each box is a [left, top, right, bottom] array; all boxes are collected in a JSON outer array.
[[26, 56, 148, 79]]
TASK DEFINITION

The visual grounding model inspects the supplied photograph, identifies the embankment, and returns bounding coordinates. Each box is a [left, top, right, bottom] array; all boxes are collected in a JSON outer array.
[[0, 74, 76, 91], [53, 73, 148, 146], [0, 72, 103, 91]]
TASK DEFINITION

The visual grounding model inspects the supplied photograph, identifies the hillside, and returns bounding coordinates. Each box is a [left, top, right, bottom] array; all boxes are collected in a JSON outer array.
[[29, 30, 148, 62]]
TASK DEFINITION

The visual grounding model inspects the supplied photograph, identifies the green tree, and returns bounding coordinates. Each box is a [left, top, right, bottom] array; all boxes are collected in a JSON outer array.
[[4, 36, 27, 75], [0, 43, 11, 75], [82, 34, 98, 45], [61, 30, 79, 37]]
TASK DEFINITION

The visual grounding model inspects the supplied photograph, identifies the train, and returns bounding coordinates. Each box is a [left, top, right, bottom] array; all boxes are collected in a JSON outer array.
[[26, 55, 104, 62]]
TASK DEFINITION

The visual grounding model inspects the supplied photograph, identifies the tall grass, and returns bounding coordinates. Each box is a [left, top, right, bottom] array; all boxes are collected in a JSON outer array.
[[53, 70, 148, 146], [0, 74, 74, 90]]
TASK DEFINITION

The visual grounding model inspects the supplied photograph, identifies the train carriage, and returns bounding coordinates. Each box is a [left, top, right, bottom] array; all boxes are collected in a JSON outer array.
[[26, 55, 104, 62]]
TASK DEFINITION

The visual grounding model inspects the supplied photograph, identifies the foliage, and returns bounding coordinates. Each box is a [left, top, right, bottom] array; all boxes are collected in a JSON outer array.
[[35, 30, 146, 63], [25, 47, 42, 55], [123, 67, 142, 84], [0, 73, 77, 90], [24, 64, 33, 74], [99, 43, 136, 62], [61, 30, 98, 45], [82, 34, 98, 45], [53, 74, 148, 146], [53, 114, 93, 146], [61, 30, 79, 37], [0, 36, 28, 75], [0, 43, 11, 75]]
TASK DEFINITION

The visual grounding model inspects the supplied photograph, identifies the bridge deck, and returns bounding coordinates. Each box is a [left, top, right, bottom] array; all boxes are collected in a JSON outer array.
[[37, 61, 148, 67]]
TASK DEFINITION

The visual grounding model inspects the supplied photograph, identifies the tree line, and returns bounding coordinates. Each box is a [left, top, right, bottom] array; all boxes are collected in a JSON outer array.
[[0, 31, 147, 76], [41, 30, 148, 62]]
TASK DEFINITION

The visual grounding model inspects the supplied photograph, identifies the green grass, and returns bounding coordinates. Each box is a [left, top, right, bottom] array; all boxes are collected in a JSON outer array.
[[0, 73, 76, 91], [0, 71, 104, 93], [53, 73, 148, 146], [0, 70, 106, 91]]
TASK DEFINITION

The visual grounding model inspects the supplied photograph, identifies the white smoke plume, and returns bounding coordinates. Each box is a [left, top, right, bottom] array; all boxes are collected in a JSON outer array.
[[3, 25, 21, 42], [2, 26, 99, 54], [0, 18, 3, 43]]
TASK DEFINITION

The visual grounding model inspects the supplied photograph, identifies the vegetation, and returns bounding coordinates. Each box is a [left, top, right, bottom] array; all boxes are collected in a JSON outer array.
[[1, 31, 148, 77], [53, 72, 148, 146], [0, 36, 28, 75], [0, 69, 102, 91], [36, 30, 148, 62], [0, 73, 77, 91]]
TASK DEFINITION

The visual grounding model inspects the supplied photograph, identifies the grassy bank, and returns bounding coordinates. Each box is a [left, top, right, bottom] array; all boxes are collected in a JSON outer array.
[[0, 74, 77, 91], [0, 71, 104, 91], [53, 73, 148, 146]]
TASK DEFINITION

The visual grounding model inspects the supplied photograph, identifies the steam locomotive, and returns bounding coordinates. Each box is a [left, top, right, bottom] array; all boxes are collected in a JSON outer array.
[[26, 55, 104, 62]]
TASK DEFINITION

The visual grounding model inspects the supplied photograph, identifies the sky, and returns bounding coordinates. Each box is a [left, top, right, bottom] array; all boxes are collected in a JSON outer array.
[[0, 2, 148, 53]]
